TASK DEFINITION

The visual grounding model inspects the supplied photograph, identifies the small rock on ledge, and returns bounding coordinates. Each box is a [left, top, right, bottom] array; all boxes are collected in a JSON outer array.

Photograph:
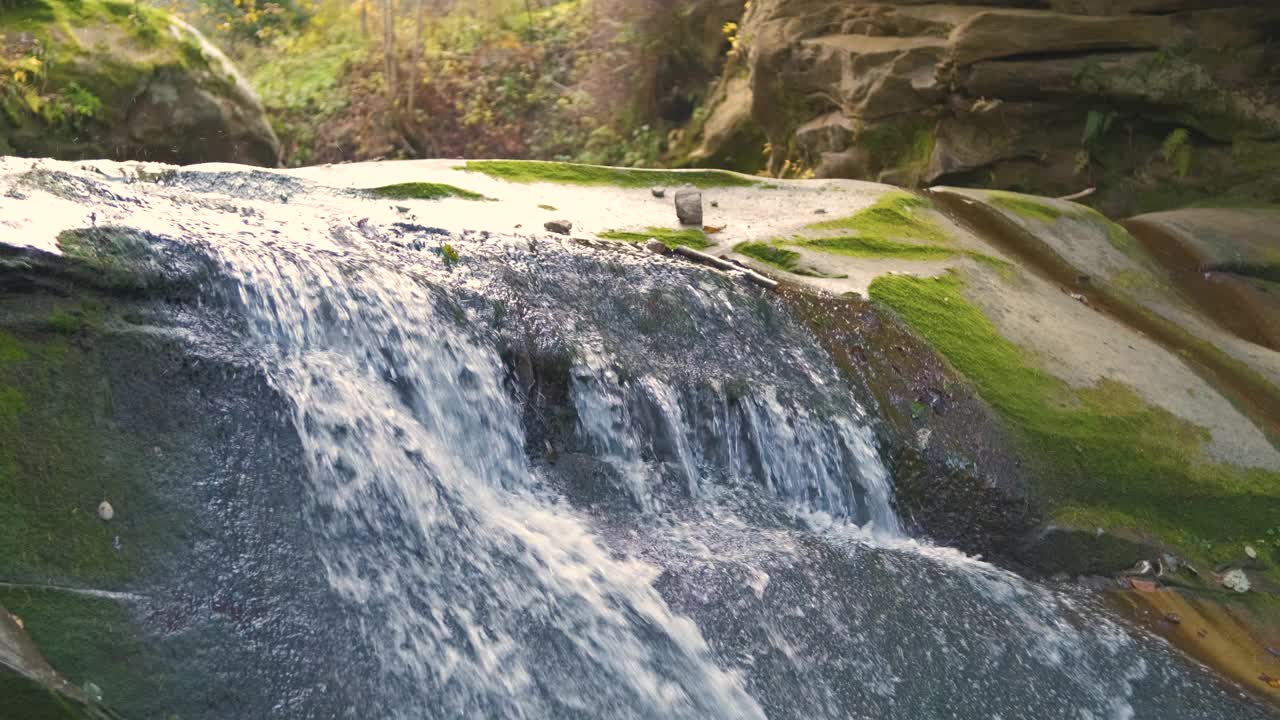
[[644, 239, 670, 255], [544, 220, 573, 235], [97, 500, 114, 522], [674, 188, 703, 226]]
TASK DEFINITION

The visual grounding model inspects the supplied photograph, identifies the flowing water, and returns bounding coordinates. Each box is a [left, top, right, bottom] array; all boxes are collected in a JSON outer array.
[[1, 162, 1270, 718]]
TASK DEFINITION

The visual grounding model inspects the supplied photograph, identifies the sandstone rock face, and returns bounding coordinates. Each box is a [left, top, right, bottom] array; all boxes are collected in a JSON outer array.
[[689, 0, 1280, 214], [0, 1, 280, 166]]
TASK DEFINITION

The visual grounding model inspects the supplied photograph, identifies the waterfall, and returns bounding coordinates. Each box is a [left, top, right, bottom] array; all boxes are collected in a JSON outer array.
[[0, 159, 1268, 720], [213, 242, 768, 719]]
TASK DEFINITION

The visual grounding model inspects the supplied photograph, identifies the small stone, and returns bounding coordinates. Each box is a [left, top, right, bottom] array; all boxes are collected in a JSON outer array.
[[674, 187, 703, 226], [644, 239, 670, 255], [651, 187, 666, 198], [814, 209, 828, 215], [83, 682, 103, 704], [97, 500, 114, 522], [1244, 544, 1257, 559], [1129, 578, 1158, 592], [1221, 568, 1251, 593], [544, 220, 572, 235], [710, 199, 719, 208], [1164, 612, 1181, 625], [12, 614, 22, 630]]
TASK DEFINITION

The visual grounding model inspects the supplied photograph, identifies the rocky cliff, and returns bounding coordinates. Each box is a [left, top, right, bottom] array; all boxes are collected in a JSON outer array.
[[686, 0, 1280, 215], [0, 0, 280, 166]]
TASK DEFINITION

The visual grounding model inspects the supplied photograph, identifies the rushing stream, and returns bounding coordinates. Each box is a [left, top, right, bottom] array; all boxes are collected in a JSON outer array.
[[0, 161, 1270, 719]]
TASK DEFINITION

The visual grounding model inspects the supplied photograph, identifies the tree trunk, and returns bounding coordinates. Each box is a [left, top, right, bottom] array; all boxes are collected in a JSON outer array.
[[382, 0, 397, 103], [407, 0, 425, 116], [360, 0, 369, 38]]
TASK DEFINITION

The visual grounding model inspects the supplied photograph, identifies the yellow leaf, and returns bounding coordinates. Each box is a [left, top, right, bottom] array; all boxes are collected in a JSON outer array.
[[13, 70, 25, 84]]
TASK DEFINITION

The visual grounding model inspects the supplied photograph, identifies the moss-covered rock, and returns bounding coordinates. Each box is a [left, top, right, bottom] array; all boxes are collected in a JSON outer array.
[[0, 0, 280, 165]]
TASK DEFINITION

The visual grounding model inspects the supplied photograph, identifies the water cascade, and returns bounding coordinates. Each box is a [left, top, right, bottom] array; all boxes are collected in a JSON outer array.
[[0, 160, 1268, 719]]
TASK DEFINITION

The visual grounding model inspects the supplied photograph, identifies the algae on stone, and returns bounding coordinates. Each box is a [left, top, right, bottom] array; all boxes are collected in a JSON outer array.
[[869, 271, 1280, 576], [735, 242, 800, 270], [598, 227, 711, 250], [366, 182, 488, 201], [807, 192, 950, 245]]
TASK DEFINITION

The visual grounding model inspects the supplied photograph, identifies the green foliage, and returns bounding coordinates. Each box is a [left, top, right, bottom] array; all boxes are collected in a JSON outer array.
[[808, 192, 950, 245], [1082, 110, 1117, 147], [598, 227, 710, 249], [214, 0, 738, 166], [62, 83, 102, 120], [367, 182, 487, 201], [462, 160, 756, 188], [1161, 128, 1193, 178], [197, 0, 311, 42], [870, 272, 1280, 571], [735, 242, 799, 270]]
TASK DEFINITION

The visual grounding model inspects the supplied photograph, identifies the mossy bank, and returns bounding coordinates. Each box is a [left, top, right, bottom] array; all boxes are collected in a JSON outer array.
[[0, 0, 279, 164]]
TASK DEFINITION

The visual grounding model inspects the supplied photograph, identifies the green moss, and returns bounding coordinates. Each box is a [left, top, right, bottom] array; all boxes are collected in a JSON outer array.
[[366, 182, 488, 201], [869, 272, 1280, 572], [598, 227, 711, 250], [461, 160, 757, 188], [803, 236, 954, 261], [0, 672, 103, 720], [987, 191, 1068, 224], [537, 204, 557, 211], [808, 192, 950, 245], [47, 301, 104, 336], [1, 0, 230, 160], [0, 328, 176, 586], [967, 251, 1018, 278], [440, 243, 460, 266], [0, 587, 157, 716], [735, 242, 799, 270]]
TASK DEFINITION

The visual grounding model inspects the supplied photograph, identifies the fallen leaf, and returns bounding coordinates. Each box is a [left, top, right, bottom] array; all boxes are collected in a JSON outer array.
[[703, 226, 725, 234]]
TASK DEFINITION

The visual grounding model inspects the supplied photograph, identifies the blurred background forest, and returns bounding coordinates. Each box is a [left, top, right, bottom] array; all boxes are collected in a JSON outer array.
[[171, 0, 742, 167]]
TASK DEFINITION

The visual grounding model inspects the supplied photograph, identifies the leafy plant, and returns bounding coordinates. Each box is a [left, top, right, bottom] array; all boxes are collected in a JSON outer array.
[[1161, 128, 1193, 177], [1082, 110, 1117, 147]]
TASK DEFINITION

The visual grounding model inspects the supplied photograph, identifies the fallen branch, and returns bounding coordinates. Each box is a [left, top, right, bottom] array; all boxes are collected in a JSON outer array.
[[1057, 187, 1096, 202], [672, 246, 779, 289]]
